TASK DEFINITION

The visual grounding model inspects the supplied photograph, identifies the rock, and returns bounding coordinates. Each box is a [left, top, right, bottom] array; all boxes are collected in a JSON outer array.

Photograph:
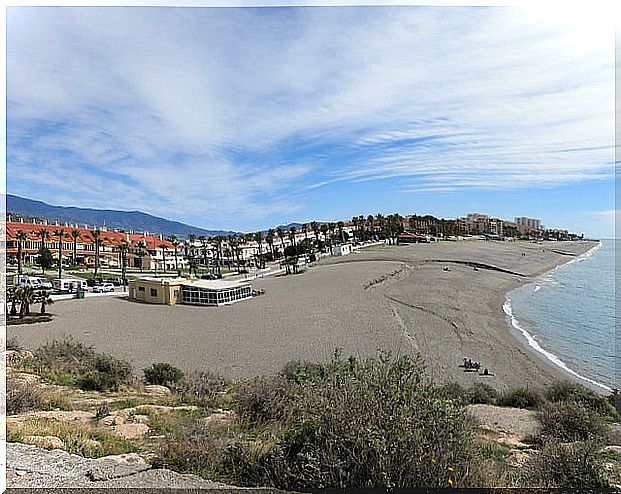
[[10, 371, 41, 383], [22, 435, 65, 450], [144, 385, 171, 395], [7, 350, 35, 367], [109, 423, 150, 439], [468, 404, 538, 442], [608, 423, 621, 446], [87, 453, 150, 481], [506, 448, 535, 468], [605, 445, 621, 454], [201, 410, 235, 426], [8, 410, 96, 425]]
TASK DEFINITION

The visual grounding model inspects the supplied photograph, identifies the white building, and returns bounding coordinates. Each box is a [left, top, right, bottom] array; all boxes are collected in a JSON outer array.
[[331, 243, 353, 256]]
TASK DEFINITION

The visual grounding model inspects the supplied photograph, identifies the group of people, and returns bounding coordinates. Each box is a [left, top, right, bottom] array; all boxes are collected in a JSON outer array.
[[463, 357, 493, 376]]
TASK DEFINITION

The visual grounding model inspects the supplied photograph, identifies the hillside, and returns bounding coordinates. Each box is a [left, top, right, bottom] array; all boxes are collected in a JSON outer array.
[[6, 195, 235, 239]]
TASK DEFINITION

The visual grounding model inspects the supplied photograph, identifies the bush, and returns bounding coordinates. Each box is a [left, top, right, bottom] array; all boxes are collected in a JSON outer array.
[[33, 337, 133, 391], [6, 378, 71, 415], [496, 387, 543, 409], [144, 363, 185, 386], [6, 378, 43, 415], [465, 383, 498, 405], [233, 376, 292, 425], [155, 423, 237, 478], [524, 440, 609, 487], [169, 371, 229, 408], [280, 360, 325, 385], [435, 382, 466, 403], [229, 352, 478, 489], [545, 380, 618, 418], [537, 401, 608, 443]]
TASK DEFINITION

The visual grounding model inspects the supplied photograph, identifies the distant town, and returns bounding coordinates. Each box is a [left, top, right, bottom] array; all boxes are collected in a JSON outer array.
[[6, 211, 583, 276]]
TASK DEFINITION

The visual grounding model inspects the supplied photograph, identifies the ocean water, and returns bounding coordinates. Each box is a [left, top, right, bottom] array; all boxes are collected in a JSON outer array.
[[504, 240, 617, 394]]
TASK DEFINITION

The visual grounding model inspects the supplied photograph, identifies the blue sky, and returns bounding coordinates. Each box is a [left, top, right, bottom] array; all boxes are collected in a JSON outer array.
[[6, 5, 616, 236]]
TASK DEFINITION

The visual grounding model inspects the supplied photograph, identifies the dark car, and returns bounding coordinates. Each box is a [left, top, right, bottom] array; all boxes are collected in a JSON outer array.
[[200, 273, 218, 280]]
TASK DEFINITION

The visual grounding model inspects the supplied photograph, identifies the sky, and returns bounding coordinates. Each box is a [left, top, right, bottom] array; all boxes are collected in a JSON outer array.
[[6, 5, 616, 236]]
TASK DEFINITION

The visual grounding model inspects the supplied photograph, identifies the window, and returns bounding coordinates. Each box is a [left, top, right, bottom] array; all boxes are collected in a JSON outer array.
[[138, 286, 145, 292], [173, 290, 179, 297], [150, 288, 158, 297]]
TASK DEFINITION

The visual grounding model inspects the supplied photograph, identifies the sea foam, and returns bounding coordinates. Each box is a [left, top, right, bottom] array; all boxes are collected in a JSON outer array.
[[503, 297, 612, 394]]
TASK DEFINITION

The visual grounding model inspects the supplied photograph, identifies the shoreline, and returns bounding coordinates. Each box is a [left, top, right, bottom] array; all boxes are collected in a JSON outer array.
[[502, 241, 612, 395], [9, 239, 604, 392]]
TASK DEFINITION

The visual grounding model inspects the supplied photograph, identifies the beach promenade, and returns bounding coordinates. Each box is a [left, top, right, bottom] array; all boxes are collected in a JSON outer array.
[[9, 240, 596, 389]]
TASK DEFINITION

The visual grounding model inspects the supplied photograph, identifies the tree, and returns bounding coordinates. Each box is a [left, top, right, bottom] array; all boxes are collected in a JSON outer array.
[[37, 246, 54, 274], [311, 221, 320, 249], [70, 229, 80, 266], [159, 243, 168, 273], [254, 231, 264, 269], [266, 229, 275, 260], [117, 242, 129, 290], [36, 290, 54, 315], [134, 240, 147, 273], [7, 287, 19, 317], [19, 286, 36, 318], [53, 228, 65, 279], [90, 230, 102, 279], [168, 235, 180, 272], [276, 227, 286, 257], [37, 229, 50, 272], [289, 226, 298, 247], [15, 230, 26, 275]]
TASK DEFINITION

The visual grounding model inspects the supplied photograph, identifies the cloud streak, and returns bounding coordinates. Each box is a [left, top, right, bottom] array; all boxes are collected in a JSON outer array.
[[6, 6, 614, 230]]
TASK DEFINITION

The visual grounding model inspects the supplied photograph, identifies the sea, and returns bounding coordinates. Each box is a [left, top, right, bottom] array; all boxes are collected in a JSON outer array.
[[503, 239, 617, 394]]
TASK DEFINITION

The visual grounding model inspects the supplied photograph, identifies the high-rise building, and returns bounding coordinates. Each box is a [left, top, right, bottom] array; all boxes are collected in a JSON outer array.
[[514, 217, 542, 231]]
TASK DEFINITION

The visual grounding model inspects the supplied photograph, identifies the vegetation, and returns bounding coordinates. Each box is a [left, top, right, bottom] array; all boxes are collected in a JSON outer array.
[[496, 386, 544, 409], [144, 363, 185, 386], [537, 401, 608, 443], [14, 337, 133, 391], [36, 246, 54, 273], [6, 340, 619, 489]]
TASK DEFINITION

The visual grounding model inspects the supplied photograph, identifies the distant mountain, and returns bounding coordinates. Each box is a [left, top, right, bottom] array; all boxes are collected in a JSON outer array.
[[6, 195, 236, 239]]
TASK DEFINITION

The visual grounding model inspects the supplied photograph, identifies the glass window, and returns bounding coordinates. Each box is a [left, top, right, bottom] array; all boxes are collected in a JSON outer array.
[[150, 288, 158, 297]]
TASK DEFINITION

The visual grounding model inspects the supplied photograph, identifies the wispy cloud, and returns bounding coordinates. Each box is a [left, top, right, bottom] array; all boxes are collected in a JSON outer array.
[[7, 6, 614, 229]]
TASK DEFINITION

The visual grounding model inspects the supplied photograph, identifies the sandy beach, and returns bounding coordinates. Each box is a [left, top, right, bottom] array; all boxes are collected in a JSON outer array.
[[9, 239, 597, 389]]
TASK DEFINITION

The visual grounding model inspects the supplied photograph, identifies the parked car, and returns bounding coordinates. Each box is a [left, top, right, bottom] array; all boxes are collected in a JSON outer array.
[[13, 275, 42, 289], [36, 277, 53, 289], [93, 283, 115, 293], [200, 273, 219, 280], [54, 278, 88, 293]]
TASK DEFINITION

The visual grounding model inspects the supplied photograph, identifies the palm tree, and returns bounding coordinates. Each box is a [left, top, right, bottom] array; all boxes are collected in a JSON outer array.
[[38, 229, 50, 273], [197, 235, 208, 269], [37, 289, 54, 315], [254, 231, 264, 269], [134, 240, 147, 273], [159, 243, 168, 273], [90, 230, 102, 279], [168, 235, 180, 272], [266, 229, 275, 260], [320, 223, 329, 249], [117, 242, 129, 290], [70, 229, 80, 266], [8, 287, 19, 317], [16, 230, 26, 275], [19, 286, 35, 318], [311, 221, 320, 249], [53, 228, 65, 279], [276, 227, 286, 257], [337, 221, 345, 244], [289, 226, 297, 247]]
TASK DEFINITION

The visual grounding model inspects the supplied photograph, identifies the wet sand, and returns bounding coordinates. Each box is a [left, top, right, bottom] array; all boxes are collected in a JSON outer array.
[[9, 240, 596, 389]]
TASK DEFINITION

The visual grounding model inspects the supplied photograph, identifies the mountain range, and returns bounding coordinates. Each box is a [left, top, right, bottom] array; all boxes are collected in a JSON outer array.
[[6, 195, 236, 239]]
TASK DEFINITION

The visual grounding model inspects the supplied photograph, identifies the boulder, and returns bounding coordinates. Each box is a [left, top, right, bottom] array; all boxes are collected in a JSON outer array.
[[109, 423, 150, 439], [87, 453, 150, 481], [144, 385, 171, 395], [22, 435, 65, 450]]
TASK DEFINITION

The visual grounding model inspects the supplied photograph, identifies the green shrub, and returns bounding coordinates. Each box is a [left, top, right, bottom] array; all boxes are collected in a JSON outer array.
[[229, 352, 478, 489], [545, 381, 618, 418], [435, 382, 466, 403], [537, 401, 607, 443], [33, 337, 133, 391], [6, 378, 43, 415], [524, 440, 609, 487], [465, 383, 498, 405], [233, 376, 292, 425], [155, 423, 237, 478], [169, 371, 229, 408], [496, 387, 543, 409], [144, 363, 185, 386], [280, 360, 325, 384]]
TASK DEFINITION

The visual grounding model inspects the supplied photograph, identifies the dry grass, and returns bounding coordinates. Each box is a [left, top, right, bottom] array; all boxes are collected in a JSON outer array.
[[8, 418, 138, 458]]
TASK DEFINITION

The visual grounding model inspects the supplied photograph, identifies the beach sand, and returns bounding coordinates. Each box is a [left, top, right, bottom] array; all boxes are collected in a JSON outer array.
[[9, 239, 596, 389]]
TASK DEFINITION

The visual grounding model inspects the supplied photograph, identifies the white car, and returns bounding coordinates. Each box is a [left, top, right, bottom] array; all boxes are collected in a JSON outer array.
[[93, 283, 115, 293], [36, 277, 53, 289]]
